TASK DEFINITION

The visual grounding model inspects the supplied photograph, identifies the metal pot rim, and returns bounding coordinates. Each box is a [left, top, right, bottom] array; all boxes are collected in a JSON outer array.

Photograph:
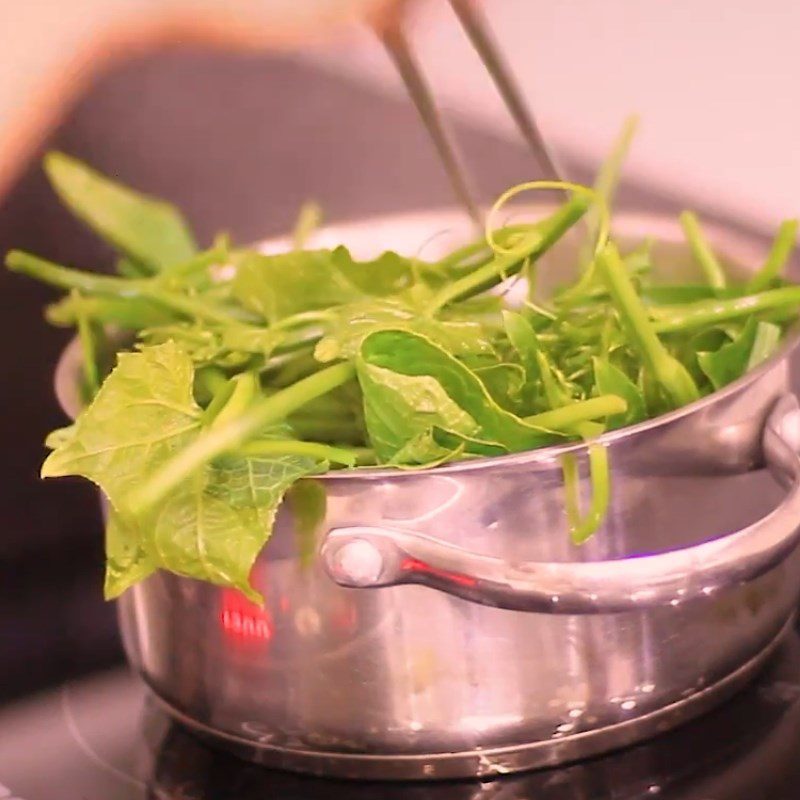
[[52, 204, 800, 480]]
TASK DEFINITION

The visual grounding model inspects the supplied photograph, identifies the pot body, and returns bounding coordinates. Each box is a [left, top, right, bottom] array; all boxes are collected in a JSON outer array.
[[54, 207, 800, 779], [117, 363, 800, 778]]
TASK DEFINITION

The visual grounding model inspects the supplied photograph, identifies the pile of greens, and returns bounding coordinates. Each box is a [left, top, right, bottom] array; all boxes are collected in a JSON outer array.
[[7, 148, 798, 603]]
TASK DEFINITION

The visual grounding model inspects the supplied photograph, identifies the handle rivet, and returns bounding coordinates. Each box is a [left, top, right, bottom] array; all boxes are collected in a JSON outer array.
[[331, 539, 384, 586]]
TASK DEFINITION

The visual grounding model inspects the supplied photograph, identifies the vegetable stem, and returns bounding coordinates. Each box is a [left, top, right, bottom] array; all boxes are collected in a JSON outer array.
[[434, 224, 530, 272], [292, 202, 322, 250], [195, 366, 229, 407], [7, 250, 137, 295], [236, 439, 356, 466], [7, 250, 241, 326], [580, 115, 639, 266], [570, 440, 611, 545], [271, 310, 334, 331], [561, 453, 581, 530], [746, 219, 799, 292], [144, 286, 242, 325], [72, 290, 100, 398], [208, 373, 259, 430], [425, 196, 589, 313], [156, 242, 228, 281], [680, 211, 726, 289], [523, 394, 626, 430], [651, 286, 800, 332], [128, 362, 355, 512], [748, 322, 782, 370], [598, 243, 699, 406]]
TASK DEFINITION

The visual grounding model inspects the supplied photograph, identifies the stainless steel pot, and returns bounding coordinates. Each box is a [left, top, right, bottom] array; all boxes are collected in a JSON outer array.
[[54, 208, 800, 780]]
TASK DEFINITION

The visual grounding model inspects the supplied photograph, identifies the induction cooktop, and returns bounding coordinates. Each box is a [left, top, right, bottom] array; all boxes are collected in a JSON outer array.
[[1, 616, 800, 800]]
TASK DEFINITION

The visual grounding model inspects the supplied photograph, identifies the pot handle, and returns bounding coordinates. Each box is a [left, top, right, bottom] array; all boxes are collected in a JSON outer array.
[[320, 395, 800, 614]]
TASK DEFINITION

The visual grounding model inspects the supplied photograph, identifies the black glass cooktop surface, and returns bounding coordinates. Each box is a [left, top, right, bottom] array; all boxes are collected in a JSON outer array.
[[2, 618, 800, 800]]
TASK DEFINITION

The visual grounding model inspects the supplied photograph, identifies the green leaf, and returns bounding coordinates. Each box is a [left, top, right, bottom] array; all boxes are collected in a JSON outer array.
[[42, 341, 202, 510], [502, 310, 541, 380], [151, 472, 268, 603], [314, 298, 494, 363], [689, 326, 734, 354], [104, 508, 156, 599], [592, 358, 646, 428], [219, 325, 285, 359], [232, 248, 424, 323], [44, 152, 197, 271], [209, 451, 321, 510], [41, 342, 281, 597], [536, 350, 575, 408], [164, 448, 325, 600], [697, 318, 781, 390], [474, 363, 526, 410], [358, 330, 560, 453], [356, 358, 481, 461], [116, 257, 150, 278], [146, 449, 322, 603], [431, 428, 508, 458], [389, 429, 465, 467]]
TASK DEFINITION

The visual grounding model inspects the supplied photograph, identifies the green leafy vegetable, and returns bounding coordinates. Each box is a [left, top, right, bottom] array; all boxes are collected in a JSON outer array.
[[233, 248, 427, 323], [502, 310, 541, 380], [592, 357, 646, 428], [72, 290, 100, 400], [292, 201, 323, 250], [8, 150, 798, 602], [680, 211, 726, 289], [597, 242, 700, 407], [356, 352, 483, 462], [561, 425, 612, 546], [44, 152, 197, 272], [698, 318, 783, 390], [41, 341, 202, 509], [286, 479, 327, 568], [747, 219, 798, 292], [314, 298, 494, 362]]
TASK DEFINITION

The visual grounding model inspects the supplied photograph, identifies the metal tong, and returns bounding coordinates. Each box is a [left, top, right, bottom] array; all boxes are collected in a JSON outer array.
[[377, 0, 562, 226]]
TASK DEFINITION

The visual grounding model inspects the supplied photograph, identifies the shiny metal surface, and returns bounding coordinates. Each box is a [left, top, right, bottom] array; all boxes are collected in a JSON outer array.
[[321, 398, 800, 613], [143, 617, 791, 780], [54, 208, 800, 780]]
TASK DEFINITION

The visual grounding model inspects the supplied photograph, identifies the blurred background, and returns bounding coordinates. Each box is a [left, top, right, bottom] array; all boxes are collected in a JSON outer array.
[[0, 0, 796, 703]]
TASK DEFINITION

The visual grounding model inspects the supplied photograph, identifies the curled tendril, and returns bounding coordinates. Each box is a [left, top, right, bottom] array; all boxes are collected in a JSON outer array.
[[485, 180, 610, 262]]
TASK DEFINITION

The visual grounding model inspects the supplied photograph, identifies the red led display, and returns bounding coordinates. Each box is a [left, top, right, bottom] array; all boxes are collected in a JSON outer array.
[[219, 588, 274, 642]]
